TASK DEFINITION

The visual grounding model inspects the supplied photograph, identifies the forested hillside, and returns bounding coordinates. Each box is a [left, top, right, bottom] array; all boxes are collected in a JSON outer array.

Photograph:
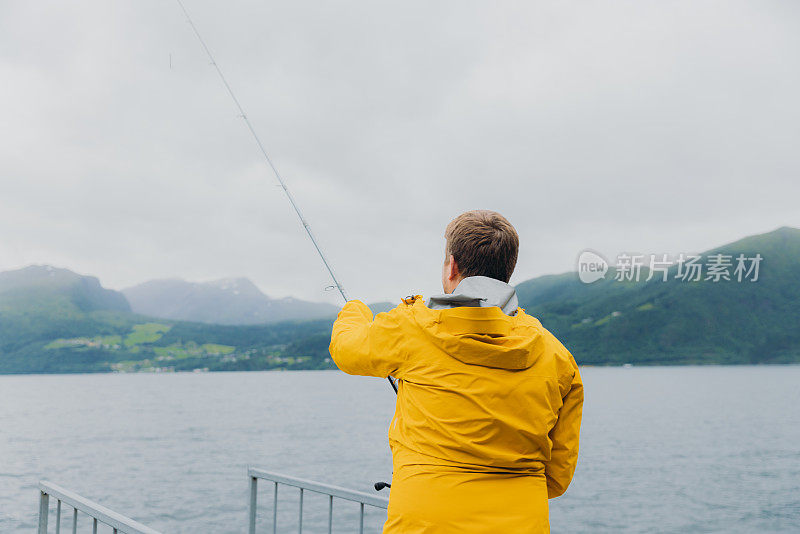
[[516, 227, 800, 364]]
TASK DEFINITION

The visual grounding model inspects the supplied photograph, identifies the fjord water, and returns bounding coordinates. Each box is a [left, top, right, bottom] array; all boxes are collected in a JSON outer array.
[[1, 367, 798, 533]]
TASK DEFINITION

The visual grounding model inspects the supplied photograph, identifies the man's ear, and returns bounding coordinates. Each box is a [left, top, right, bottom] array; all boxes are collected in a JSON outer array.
[[447, 254, 459, 281]]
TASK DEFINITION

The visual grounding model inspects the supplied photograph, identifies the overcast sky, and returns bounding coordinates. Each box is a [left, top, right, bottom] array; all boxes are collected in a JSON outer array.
[[1, 1, 798, 304]]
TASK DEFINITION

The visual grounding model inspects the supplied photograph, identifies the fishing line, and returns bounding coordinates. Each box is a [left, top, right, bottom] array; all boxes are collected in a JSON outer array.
[[175, 0, 398, 394]]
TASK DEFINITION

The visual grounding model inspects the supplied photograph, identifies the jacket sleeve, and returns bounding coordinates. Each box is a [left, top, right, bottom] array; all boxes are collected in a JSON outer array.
[[329, 300, 407, 378], [545, 352, 584, 499]]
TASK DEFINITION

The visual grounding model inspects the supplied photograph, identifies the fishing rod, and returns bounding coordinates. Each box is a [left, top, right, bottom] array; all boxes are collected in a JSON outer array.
[[175, 0, 398, 394]]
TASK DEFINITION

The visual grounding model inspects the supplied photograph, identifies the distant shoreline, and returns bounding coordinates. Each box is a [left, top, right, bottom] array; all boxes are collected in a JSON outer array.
[[2, 361, 799, 377]]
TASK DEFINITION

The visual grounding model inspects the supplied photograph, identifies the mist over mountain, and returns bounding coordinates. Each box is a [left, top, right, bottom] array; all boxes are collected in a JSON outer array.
[[122, 278, 338, 325], [0, 265, 130, 314]]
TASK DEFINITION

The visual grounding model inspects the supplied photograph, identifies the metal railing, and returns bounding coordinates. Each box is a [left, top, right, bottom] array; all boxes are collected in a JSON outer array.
[[247, 467, 389, 534], [38, 481, 162, 534]]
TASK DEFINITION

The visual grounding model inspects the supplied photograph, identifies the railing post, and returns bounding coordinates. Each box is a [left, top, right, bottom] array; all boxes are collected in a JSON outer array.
[[248, 475, 258, 534], [38, 490, 49, 534], [72, 507, 77, 534], [297, 488, 304, 533], [56, 499, 62, 534], [359, 502, 364, 534], [272, 482, 278, 534], [327, 495, 333, 534]]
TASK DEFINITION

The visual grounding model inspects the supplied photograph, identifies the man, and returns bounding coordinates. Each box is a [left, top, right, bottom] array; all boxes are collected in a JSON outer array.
[[330, 210, 583, 533]]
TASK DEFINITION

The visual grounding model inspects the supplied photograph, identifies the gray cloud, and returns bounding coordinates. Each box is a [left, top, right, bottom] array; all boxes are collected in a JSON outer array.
[[1, 0, 798, 304]]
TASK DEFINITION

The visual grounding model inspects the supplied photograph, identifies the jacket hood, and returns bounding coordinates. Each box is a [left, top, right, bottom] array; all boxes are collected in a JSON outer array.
[[428, 276, 519, 316], [424, 277, 542, 370]]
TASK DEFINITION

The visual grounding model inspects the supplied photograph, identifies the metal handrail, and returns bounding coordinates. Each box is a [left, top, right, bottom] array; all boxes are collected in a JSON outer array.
[[38, 481, 161, 534], [247, 467, 389, 534]]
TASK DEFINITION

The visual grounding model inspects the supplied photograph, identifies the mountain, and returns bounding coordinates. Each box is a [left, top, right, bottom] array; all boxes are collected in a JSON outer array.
[[0, 265, 130, 314], [122, 278, 339, 325], [0, 265, 390, 374], [516, 226, 800, 365], [1, 226, 798, 374], [0, 266, 334, 374], [0, 265, 134, 371], [0, 265, 133, 361]]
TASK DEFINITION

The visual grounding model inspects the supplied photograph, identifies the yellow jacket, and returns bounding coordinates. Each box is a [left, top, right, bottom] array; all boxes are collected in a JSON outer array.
[[330, 296, 583, 533]]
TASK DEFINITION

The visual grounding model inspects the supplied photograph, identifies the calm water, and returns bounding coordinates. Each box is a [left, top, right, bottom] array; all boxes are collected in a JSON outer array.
[[1, 366, 799, 533]]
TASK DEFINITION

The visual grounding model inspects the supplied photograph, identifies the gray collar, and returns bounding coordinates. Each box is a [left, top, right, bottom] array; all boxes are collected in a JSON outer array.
[[428, 276, 519, 316]]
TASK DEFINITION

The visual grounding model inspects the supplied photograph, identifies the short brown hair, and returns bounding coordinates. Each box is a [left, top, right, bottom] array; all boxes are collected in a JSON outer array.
[[444, 210, 519, 283]]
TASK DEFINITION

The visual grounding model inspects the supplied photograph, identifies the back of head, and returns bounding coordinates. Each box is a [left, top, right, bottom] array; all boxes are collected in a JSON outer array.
[[444, 210, 519, 283]]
